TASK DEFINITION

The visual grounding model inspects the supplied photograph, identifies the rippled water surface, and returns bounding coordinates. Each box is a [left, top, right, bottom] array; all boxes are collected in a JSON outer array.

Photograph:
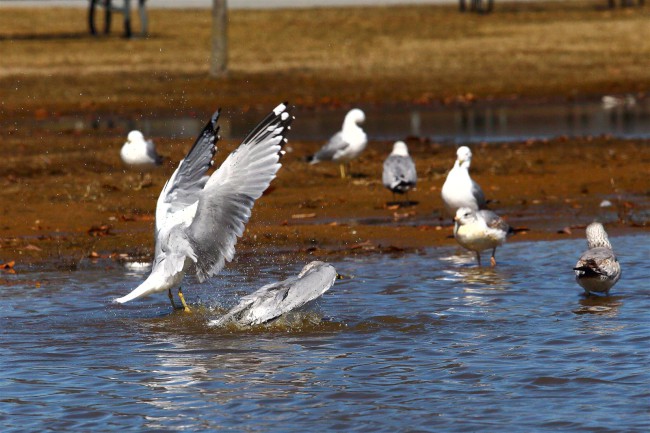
[[2, 235, 649, 432]]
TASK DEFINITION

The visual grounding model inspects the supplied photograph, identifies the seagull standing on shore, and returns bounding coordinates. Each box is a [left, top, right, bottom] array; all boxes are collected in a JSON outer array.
[[382, 141, 417, 201], [574, 222, 621, 296], [120, 130, 164, 188], [453, 207, 510, 267], [307, 108, 367, 179], [441, 146, 486, 215], [121, 130, 164, 168], [114, 103, 294, 311], [209, 261, 338, 327]]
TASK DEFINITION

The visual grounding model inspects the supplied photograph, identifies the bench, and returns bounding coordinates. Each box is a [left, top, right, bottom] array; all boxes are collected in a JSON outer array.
[[88, 0, 147, 38], [459, 0, 645, 14]]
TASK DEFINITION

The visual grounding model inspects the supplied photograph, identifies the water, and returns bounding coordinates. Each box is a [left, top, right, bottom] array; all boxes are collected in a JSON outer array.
[[2, 234, 649, 432], [6, 97, 650, 144]]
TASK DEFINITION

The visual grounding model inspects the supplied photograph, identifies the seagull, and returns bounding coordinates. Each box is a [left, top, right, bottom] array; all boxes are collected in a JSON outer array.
[[120, 130, 164, 188], [114, 103, 294, 311], [453, 207, 510, 267], [307, 108, 367, 179], [382, 141, 417, 202], [121, 130, 164, 168], [574, 222, 621, 296], [441, 146, 486, 215], [209, 261, 338, 327]]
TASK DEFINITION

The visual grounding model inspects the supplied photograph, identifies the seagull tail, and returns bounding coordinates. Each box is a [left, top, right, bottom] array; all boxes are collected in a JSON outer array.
[[305, 154, 318, 164], [113, 277, 160, 304]]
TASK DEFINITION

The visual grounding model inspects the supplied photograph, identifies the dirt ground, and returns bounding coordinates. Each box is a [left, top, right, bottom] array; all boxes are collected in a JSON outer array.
[[0, 3, 649, 270], [0, 129, 648, 270]]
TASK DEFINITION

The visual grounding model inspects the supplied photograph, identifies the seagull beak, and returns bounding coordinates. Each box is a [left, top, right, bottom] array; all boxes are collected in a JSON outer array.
[[336, 273, 350, 280]]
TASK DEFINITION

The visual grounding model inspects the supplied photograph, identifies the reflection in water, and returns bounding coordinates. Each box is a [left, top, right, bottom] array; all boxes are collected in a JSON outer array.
[[6, 97, 650, 144]]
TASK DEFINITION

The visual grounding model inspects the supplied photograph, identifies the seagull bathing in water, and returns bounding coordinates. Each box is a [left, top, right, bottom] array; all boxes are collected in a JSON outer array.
[[382, 141, 417, 203], [114, 103, 294, 311], [574, 222, 621, 296], [209, 261, 338, 327], [453, 207, 510, 267], [441, 146, 486, 215], [307, 108, 367, 179]]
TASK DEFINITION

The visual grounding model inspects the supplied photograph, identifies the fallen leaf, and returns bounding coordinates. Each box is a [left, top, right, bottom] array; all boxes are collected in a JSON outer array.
[[292, 213, 316, 219]]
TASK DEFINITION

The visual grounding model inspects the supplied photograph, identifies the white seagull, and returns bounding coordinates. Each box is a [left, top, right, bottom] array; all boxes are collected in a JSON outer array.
[[382, 141, 417, 201], [308, 108, 367, 179], [209, 261, 338, 327], [574, 222, 621, 296], [453, 207, 510, 267], [441, 146, 486, 215], [114, 103, 294, 311], [120, 130, 164, 168]]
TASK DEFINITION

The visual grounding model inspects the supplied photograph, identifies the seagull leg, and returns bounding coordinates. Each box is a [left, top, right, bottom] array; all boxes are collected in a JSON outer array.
[[490, 248, 497, 267], [339, 163, 346, 179], [475, 251, 482, 267], [168, 288, 178, 310], [178, 287, 191, 313]]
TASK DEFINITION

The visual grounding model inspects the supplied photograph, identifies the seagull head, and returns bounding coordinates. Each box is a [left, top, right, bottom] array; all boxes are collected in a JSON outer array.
[[345, 108, 366, 126], [456, 146, 472, 167], [127, 130, 145, 144], [585, 222, 612, 249], [454, 207, 476, 226], [391, 141, 409, 157]]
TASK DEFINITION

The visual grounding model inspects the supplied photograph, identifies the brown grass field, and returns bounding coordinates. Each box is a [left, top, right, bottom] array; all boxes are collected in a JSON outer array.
[[0, 1, 649, 268], [1, 1, 650, 114]]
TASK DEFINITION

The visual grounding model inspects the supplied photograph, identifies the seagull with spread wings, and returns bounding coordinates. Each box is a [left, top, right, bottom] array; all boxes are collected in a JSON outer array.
[[114, 103, 293, 311]]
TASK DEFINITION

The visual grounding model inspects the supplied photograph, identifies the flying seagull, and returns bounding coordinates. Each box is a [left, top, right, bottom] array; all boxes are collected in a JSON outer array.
[[209, 261, 338, 327], [574, 222, 621, 296], [114, 103, 294, 311], [307, 108, 367, 179]]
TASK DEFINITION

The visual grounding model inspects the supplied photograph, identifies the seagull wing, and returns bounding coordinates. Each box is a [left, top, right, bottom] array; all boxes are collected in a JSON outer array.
[[383, 155, 416, 190], [211, 261, 337, 326], [574, 248, 620, 279], [479, 209, 510, 233], [186, 103, 293, 282], [471, 179, 487, 208], [312, 131, 349, 163], [146, 139, 163, 165], [155, 110, 221, 233]]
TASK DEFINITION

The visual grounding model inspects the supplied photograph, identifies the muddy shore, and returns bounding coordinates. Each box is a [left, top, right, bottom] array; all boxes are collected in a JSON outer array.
[[1, 3, 649, 271], [1, 128, 648, 271]]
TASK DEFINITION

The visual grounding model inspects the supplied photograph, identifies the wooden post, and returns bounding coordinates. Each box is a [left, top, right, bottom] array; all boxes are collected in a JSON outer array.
[[210, 0, 228, 77]]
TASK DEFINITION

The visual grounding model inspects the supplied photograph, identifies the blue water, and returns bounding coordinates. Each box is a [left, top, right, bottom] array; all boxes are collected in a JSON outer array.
[[1, 234, 649, 432]]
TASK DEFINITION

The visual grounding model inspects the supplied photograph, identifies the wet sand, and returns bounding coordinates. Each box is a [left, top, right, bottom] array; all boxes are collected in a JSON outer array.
[[1, 129, 648, 269]]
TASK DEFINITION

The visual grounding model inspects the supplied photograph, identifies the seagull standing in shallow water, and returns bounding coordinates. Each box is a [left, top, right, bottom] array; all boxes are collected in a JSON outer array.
[[382, 140, 417, 202], [574, 222, 621, 296], [114, 103, 294, 311], [441, 146, 486, 215], [307, 108, 367, 179], [453, 207, 510, 267]]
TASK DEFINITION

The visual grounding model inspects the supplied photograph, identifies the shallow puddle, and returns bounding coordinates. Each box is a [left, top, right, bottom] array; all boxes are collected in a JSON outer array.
[[1, 234, 649, 431]]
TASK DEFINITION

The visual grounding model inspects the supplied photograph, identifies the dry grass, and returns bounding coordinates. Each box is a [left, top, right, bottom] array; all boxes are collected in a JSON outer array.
[[1, 1, 650, 113]]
